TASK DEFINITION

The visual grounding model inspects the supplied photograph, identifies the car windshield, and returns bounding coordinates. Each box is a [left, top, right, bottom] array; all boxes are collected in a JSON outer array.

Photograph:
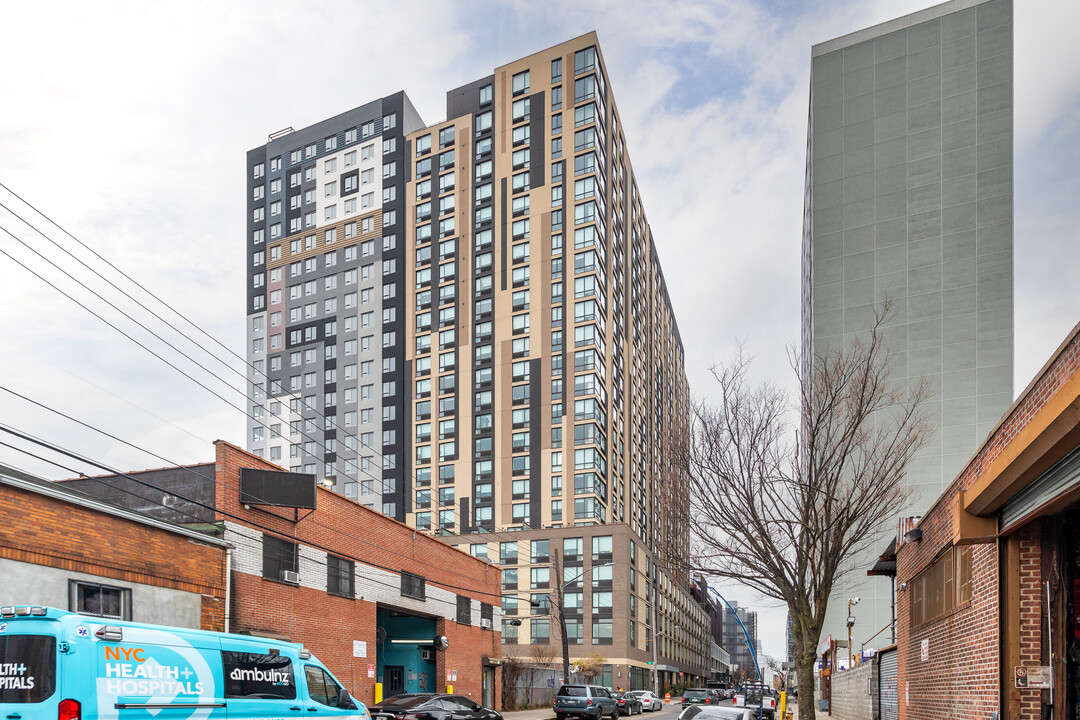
[[558, 686, 588, 697]]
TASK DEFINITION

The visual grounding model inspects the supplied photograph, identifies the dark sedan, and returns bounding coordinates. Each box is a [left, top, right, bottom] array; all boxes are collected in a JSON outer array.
[[369, 694, 502, 720], [613, 692, 643, 715]]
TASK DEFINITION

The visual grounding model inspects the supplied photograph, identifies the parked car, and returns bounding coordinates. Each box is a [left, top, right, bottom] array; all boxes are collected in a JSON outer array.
[[681, 688, 712, 708], [554, 684, 620, 720], [613, 692, 643, 715], [626, 690, 663, 711], [732, 684, 776, 718], [369, 693, 503, 720]]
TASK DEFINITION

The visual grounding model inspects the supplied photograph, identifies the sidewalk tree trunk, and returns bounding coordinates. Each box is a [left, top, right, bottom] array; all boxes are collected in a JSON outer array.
[[686, 301, 931, 720]]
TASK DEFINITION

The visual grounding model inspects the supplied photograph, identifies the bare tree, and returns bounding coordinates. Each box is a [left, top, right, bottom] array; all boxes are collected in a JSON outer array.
[[687, 302, 931, 720]]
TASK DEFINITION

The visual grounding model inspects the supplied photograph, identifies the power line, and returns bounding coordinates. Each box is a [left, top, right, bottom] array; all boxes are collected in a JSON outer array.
[[0, 196, 426, 497], [0, 423, 506, 602], [0, 385, 494, 589]]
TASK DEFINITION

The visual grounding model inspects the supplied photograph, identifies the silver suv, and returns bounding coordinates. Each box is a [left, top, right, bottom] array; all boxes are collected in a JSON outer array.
[[554, 684, 620, 720]]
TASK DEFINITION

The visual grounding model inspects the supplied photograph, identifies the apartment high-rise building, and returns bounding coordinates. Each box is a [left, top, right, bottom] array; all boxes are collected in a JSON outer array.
[[245, 33, 704, 689], [801, 0, 1013, 656], [720, 601, 760, 681], [246, 94, 426, 517]]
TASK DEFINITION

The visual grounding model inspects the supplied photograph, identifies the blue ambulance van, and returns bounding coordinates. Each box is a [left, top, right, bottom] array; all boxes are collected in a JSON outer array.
[[0, 606, 371, 720]]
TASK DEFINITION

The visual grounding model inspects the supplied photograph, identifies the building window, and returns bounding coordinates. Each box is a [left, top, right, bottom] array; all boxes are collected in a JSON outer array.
[[327, 554, 354, 598], [69, 580, 131, 620], [456, 595, 472, 624], [263, 534, 299, 583], [531, 618, 550, 645], [910, 544, 973, 628], [401, 571, 426, 600], [593, 535, 613, 562], [512, 70, 530, 96], [592, 618, 613, 645]]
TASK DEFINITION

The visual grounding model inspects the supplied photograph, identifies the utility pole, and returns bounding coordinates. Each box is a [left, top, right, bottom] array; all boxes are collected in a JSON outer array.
[[546, 556, 615, 688], [846, 597, 860, 671], [553, 550, 570, 684]]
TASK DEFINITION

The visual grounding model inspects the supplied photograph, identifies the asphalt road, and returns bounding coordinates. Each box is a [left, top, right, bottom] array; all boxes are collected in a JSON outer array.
[[631, 699, 738, 719]]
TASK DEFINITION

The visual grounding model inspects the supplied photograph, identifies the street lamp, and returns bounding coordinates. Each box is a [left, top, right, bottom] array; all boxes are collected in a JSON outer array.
[[846, 597, 860, 671]]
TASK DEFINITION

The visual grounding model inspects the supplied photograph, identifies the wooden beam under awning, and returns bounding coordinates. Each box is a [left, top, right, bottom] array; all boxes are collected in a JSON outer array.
[[963, 372, 1080, 516]]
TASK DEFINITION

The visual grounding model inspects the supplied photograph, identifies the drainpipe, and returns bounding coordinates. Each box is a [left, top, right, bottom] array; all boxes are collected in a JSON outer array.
[[224, 546, 232, 633]]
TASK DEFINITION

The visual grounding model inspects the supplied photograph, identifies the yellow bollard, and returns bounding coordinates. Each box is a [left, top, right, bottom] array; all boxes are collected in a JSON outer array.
[[374, 683, 383, 704], [779, 692, 785, 717], [446, 685, 454, 694]]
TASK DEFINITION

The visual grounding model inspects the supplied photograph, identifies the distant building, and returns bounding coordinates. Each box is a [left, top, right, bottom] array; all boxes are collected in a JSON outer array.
[[720, 601, 760, 681]]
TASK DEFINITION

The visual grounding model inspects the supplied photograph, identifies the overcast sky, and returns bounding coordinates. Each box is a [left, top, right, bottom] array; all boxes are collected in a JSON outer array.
[[1, 0, 1077, 664]]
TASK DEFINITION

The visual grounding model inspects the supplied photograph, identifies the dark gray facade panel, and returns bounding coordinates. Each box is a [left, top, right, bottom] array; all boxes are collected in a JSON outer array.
[[529, 357, 543, 528], [500, 177, 508, 291], [446, 75, 495, 121], [529, 91, 546, 190]]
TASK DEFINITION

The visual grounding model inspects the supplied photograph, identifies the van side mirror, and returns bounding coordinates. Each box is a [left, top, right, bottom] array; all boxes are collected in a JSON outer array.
[[337, 689, 358, 710]]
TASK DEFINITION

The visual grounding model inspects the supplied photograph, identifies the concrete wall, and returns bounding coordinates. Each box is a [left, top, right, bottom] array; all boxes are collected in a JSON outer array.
[[829, 662, 873, 720], [0, 559, 203, 628]]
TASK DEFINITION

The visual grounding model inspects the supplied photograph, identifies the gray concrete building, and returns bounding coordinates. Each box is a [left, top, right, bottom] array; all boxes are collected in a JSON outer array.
[[801, 0, 1014, 658]]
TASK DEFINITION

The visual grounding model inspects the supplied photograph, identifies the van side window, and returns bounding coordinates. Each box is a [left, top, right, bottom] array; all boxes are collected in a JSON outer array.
[[0, 635, 56, 703], [221, 652, 297, 700], [304, 666, 341, 707]]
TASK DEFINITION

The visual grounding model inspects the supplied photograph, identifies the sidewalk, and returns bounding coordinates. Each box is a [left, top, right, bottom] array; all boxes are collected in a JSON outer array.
[[501, 710, 555, 720]]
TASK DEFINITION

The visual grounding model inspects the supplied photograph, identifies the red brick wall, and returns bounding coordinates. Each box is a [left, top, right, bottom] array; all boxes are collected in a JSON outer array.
[[1012, 524, 1043, 720], [0, 482, 227, 630], [213, 442, 502, 707], [895, 328, 1080, 719]]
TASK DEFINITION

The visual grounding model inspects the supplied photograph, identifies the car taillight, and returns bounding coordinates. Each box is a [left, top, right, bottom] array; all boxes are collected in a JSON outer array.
[[59, 699, 81, 720], [705, 699, 710, 704], [586, 700, 593, 706]]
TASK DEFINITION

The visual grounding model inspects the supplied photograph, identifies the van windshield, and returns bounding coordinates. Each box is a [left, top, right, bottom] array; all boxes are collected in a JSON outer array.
[[0, 635, 56, 703]]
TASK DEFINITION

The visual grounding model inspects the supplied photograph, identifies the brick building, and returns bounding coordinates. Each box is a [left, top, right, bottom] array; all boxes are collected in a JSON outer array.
[[66, 441, 504, 708], [894, 320, 1080, 720], [0, 463, 228, 629]]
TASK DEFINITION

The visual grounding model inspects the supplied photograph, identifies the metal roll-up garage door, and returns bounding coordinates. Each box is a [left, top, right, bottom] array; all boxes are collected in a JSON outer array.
[[1000, 445, 1080, 533], [878, 648, 898, 720]]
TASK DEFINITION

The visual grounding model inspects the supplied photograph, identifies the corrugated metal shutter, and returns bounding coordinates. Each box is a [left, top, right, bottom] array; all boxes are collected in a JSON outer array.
[[878, 648, 898, 720], [1000, 445, 1080, 533]]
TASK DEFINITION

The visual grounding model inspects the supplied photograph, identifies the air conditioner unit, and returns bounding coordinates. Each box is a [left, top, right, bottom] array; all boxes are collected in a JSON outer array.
[[281, 570, 300, 584], [480, 618, 493, 630], [420, 649, 435, 661]]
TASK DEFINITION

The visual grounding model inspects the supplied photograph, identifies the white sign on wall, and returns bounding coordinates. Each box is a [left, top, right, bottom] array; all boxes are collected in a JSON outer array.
[[920, 639, 928, 661], [353, 640, 367, 658]]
